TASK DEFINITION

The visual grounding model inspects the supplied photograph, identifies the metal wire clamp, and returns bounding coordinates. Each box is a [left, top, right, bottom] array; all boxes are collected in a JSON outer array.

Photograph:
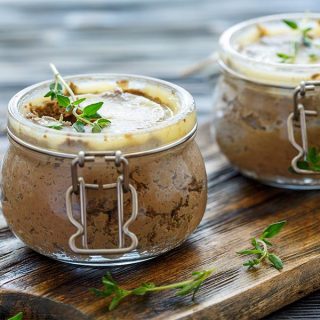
[[288, 80, 320, 174], [65, 150, 138, 255]]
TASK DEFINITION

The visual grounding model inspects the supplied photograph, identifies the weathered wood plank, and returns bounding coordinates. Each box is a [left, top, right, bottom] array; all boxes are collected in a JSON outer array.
[[1, 0, 320, 318]]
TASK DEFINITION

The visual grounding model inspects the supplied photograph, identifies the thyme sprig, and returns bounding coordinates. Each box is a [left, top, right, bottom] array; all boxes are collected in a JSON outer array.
[[277, 19, 314, 63], [238, 221, 286, 270], [296, 147, 320, 172], [283, 19, 313, 47], [44, 63, 110, 133], [8, 312, 23, 320], [91, 269, 214, 311], [276, 52, 295, 63]]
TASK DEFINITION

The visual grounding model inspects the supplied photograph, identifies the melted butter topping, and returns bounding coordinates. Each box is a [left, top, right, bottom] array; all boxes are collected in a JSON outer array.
[[238, 20, 320, 65], [220, 16, 320, 86], [78, 91, 174, 134], [9, 77, 196, 153]]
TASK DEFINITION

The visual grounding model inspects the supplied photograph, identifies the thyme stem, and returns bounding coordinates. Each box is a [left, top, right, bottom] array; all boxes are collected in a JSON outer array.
[[49, 63, 76, 101]]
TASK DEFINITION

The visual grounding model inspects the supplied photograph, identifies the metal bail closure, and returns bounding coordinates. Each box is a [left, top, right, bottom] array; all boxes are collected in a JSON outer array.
[[65, 151, 139, 255], [287, 80, 319, 174]]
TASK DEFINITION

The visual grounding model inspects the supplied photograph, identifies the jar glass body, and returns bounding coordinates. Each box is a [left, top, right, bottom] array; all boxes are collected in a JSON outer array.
[[1, 73, 207, 266], [213, 70, 320, 188], [214, 13, 320, 189], [1, 136, 207, 265]]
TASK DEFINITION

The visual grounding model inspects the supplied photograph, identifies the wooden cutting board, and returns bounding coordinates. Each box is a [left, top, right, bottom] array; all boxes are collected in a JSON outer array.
[[1, 123, 320, 320]]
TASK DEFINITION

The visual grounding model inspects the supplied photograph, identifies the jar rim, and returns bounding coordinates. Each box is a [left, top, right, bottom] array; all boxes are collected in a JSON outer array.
[[8, 73, 196, 154], [219, 13, 320, 86]]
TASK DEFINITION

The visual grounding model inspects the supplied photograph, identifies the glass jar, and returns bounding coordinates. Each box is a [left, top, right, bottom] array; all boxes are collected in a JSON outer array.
[[213, 13, 320, 189], [0, 74, 207, 266]]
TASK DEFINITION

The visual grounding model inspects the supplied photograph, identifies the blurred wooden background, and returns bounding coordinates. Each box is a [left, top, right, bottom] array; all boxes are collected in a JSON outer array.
[[1, 0, 320, 318]]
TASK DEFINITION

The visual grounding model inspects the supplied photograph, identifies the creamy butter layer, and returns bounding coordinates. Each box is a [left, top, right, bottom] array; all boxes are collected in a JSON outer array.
[[77, 91, 173, 134], [239, 21, 320, 65], [220, 14, 320, 86], [8, 75, 196, 154]]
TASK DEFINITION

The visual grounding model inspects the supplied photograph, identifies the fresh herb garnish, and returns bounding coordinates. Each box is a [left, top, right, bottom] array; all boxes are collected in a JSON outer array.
[[91, 269, 214, 311], [48, 123, 63, 130], [283, 19, 313, 47], [8, 312, 23, 320], [277, 19, 314, 63], [44, 63, 111, 133], [276, 52, 295, 63], [283, 19, 298, 30], [296, 147, 320, 172], [44, 82, 63, 100], [238, 221, 286, 270], [302, 27, 313, 47], [72, 120, 85, 133]]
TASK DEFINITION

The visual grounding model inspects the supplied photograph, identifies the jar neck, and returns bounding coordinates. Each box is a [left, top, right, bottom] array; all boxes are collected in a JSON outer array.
[[7, 124, 197, 159]]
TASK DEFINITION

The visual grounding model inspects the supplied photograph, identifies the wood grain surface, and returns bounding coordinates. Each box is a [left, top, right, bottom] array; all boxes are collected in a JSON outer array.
[[0, 124, 320, 320], [1, 0, 320, 319]]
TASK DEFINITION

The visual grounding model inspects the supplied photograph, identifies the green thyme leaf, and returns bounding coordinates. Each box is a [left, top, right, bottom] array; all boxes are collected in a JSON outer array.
[[8, 312, 23, 320], [261, 221, 286, 239], [132, 283, 156, 295], [45, 82, 63, 101], [49, 82, 62, 92], [237, 249, 263, 255], [96, 118, 111, 128], [303, 27, 313, 34], [66, 104, 73, 112], [83, 113, 101, 120], [57, 94, 70, 108], [302, 27, 313, 47], [277, 53, 291, 59], [44, 91, 53, 98], [83, 102, 104, 116], [73, 121, 85, 133], [49, 83, 56, 91], [276, 52, 295, 63], [90, 287, 109, 297], [307, 147, 317, 164], [44, 91, 57, 100], [303, 37, 312, 47], [73, 97, 86, 105], [262, 239, 273, 246], [283, 19, 299, 30], [268, 254, 283, 270], [90, 118, 111, 133], [48, 124, 63, 130], [243, 259, 260, 268], [296, 160, 309, 170], [251, 238, 260, 249], [175, 271, 212, 299], [100, 273, 119, 296], [176, 282, 198, 296], [92, 123, 102, 133], [109, 290, 131, 311]]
